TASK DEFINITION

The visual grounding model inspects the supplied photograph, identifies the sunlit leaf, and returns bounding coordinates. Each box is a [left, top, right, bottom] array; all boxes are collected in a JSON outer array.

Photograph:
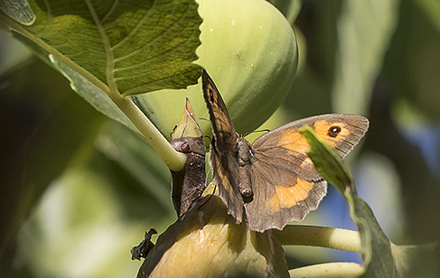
[[383, 0, 440, 121], [347, 195, 399, 277], [299, 126, 354, 195], [1, 0, 202, 96], [0, 0, 34, 24], [416, 0, 440, 32], [332, 0, 399, 115]]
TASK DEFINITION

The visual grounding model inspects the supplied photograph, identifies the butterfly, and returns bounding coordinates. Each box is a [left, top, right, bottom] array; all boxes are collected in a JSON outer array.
[[202, 69, 369, 232]]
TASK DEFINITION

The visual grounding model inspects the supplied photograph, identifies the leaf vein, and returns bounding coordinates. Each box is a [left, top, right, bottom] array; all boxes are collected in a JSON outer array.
[[101, 0, 120, 23], [115, 59, 191, 83], [113, 2, 191, 64], [85, 0, 116, 93], [37, 0, 52, 38], [122, 66, 194, 96], [110, 0, 158, 51], [113, 26, 197, 74]]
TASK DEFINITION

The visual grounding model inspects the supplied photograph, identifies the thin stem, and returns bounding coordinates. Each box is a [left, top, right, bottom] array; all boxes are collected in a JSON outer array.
[[273, 225, 361, 253], [109, 94, 186, 172], [289, 262, 365, 278]]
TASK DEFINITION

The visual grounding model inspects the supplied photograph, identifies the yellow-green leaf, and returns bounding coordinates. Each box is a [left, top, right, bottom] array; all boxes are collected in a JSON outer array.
[[1, 0, 202, 96]]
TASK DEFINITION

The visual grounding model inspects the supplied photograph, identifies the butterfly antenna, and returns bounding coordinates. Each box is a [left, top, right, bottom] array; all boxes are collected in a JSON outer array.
[[198, 117, 210, 122], [243, 129, 270, 137]]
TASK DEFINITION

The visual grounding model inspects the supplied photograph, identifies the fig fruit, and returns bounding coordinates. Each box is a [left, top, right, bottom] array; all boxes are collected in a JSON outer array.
[[134, 0, 298, 140]]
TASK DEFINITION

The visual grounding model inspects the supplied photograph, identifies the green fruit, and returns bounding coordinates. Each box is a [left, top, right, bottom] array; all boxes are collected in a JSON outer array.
[[137, 196, 289, 277], [134, 0, 298, 140]]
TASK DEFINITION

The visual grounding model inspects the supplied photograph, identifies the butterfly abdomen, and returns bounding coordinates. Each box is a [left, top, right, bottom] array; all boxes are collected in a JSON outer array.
[[237, 138, 254, 202]]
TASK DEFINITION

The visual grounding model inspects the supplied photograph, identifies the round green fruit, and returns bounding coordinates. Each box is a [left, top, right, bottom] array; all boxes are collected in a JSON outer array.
[[134, 0, 298, 140]]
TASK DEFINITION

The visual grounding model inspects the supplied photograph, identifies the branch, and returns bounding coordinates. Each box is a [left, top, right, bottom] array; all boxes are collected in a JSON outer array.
[[274, 225, 361, 253]]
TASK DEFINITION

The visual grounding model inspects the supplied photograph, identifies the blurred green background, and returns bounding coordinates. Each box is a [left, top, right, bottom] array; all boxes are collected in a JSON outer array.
[[1, 0, 439, 277]]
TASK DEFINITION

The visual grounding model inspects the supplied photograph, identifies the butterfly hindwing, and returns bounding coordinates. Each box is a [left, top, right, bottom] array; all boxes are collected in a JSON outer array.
[[251, 114, 369, 180], [245, 169, 327, 232]]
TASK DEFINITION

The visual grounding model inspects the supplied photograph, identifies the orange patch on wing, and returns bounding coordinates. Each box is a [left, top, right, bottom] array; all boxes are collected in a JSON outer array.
[[268, 178, 316, 213], [277, 130, 310, 153], [313, 120, 350, 147]]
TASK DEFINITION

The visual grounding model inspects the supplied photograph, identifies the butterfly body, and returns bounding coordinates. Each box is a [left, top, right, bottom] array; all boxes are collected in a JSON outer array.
[[202, 70, 369, 232]]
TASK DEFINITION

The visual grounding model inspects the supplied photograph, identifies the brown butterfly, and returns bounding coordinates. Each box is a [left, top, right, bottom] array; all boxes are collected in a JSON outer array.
[[202, 69, 369, 232]]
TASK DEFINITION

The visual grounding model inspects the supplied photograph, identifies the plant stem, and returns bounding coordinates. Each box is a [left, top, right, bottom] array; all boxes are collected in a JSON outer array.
[[109, 94, 186, 172], [289, 262, 364, 278], [273, 225, 361, 253]]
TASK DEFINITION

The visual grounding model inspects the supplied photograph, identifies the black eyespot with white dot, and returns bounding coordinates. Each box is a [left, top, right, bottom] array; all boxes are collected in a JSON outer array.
[[328, 126, 342, 138], [209, 90, 214, 102]]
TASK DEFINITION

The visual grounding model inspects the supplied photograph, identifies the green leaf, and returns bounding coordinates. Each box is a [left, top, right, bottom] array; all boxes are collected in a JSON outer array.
[[268, 0, 302, 24], [332, 0, 399, 115], [94, 121, 174, 215], [299, 126, 354, 195], [383, 0, 440, 122], [0, 57, 103, 255], [1, 0, 202, 96], [50, 55, 137, 132], [300, 126, 400, 277], [347, 195, 399, 278], [416, 0, 440, 32], [0, 0, 34, 24]]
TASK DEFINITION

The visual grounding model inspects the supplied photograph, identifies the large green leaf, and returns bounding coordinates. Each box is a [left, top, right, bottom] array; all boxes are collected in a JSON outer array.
[[0, 57, 103, 256], [382, 0, 440, 121], [300, 126, 401, 277], [282, 1, 341, 119], [0, 0, 202, 96], [332, 0, 399, 115], [94, 122, 174, 215], [415, 0, 440, 33]]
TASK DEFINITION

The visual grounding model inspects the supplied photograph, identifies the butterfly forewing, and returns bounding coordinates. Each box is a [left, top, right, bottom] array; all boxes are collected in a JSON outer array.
[[202, 70, 238, 152], [210, 141, 245, 223], [202, 70, 244, 223]]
